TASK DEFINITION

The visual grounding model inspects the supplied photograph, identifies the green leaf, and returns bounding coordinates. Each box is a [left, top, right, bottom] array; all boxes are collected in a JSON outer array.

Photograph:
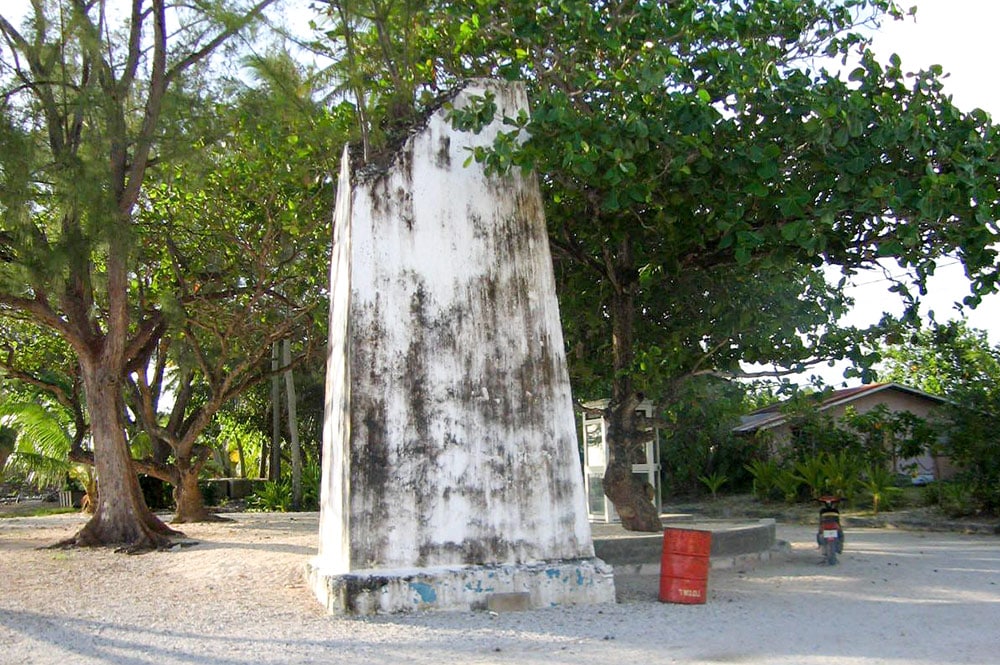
[[876, 239, 904, 257]]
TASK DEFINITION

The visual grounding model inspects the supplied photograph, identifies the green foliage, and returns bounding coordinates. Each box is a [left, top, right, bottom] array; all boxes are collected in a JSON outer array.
[[247, 458, 321, 512], [248, 480, 292, 512], [823, 451, 863, 502], [745, 459, 782, 501], [790, 451, 862, 501], [0, 401, 87, 491], [300, 458, 322, 510], [861, 464, 903, 514], [936, 480, 977, 518], [310, 1, 1000, 405], [1, 1, 294, 539], [697, 471, 728, 500], [197, 480, 223, 508], [774, 469, 803, 504], [841, 404, 936, 467], [445, 91, 499, 134], [776, 394, 933, 484], [880, 322, 998, 396], [656, 378, 758, 497], [793, 455, 829, 499], [309, 0, 1000, 520], [781, 401, 860, 461], [310, 0, 440, 155], [881, 322, 1000, 514], [216, 415, 269, 479], [428, 0, 1000, 387]]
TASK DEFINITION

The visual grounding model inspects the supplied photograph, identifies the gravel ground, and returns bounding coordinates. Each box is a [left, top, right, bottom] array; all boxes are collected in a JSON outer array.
[[1, 511, 999, 665]]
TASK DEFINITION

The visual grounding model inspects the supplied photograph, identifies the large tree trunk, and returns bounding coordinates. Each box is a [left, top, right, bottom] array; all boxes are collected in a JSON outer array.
[[172, 455, 220, 524], [60, 360, 181, 551], [602, 238, 663, 532]]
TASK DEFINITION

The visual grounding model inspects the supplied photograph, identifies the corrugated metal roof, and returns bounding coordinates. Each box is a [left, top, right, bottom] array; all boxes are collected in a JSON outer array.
[[733, 382, 947, 433]]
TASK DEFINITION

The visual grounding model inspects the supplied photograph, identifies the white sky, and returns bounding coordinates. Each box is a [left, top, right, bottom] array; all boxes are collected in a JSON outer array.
[[824, 0, 1000, 374]]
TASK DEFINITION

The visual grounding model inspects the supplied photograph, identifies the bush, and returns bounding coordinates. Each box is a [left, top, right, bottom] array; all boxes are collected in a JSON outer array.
[[774, 469, 802, 504], [745, 459, 781, 501], [938, 480, 977, 518], [823, 451, 863, 502], [860, 464, 903, 514], [140, 475, 173, 510], [197, 479, 222, 507], [248, 480, 292, 512], [300, 459, 321, 510], [697, 471, 728, 500], [793, 455, 828, 499]]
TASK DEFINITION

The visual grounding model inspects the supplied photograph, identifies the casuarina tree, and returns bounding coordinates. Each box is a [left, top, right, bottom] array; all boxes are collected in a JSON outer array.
[[0, 0, 277, 549]]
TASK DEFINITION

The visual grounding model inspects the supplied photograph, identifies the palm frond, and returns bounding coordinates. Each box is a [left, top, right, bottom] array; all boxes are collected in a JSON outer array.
[[0, 402, 75, 487]]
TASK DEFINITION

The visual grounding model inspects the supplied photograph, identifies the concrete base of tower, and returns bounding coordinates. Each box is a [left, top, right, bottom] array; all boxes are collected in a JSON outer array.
[[305, 557, 617, 615]]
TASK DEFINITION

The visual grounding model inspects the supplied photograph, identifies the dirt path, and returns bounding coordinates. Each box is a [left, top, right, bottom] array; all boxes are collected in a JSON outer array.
[[1, 512, 998, 664]]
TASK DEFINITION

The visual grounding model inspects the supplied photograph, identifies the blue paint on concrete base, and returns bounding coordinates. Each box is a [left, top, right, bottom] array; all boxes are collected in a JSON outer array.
[[409, 582, 438, 604], [307, 557, 616, 615]]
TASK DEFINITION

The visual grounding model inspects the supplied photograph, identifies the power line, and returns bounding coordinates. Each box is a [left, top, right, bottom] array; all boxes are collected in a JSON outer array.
[[839, 260, 964, 290]]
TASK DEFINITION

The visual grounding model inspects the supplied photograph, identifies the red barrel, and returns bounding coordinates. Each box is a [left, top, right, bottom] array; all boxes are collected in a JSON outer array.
[[659, 528, 712, 604]]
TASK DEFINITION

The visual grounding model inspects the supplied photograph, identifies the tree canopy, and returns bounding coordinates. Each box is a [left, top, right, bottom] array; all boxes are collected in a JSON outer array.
[[315, 0, 1000, 529], [0, 0, 281, 549], [880, 322, 1000, 512], [3, 0, 999, 540]]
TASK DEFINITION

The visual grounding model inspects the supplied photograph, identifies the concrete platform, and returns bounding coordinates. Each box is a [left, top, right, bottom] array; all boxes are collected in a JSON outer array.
[[591, 517, 783, 575]]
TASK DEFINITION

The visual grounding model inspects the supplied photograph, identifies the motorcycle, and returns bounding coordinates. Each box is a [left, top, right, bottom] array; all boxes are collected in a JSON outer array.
[[815, 495, 844, 565]]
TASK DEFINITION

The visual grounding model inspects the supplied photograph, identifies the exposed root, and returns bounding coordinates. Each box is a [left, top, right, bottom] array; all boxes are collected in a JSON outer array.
[[42, 512, 188, 553]]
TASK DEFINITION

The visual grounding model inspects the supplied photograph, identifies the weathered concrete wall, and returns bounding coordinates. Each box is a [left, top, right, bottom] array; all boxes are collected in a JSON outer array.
[[312, 80, 609, 612]]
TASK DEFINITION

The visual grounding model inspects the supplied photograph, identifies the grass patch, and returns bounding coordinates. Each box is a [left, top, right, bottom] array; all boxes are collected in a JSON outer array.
[[0, 504, 79, 519]]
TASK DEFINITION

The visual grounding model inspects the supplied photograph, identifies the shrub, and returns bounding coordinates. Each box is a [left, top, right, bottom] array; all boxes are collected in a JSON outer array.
[[861, 464, 903, 514], [774, 469, 802, 504], [938, 480, 977, 518], [745, 459, 781, 501], [697, 471, 728, 500], [823, 451, 863, 502], [793, 455, 828, 499], [248, 480, 292, 512]]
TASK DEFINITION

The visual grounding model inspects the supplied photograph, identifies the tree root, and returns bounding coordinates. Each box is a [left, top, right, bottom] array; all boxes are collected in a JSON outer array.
[[43, 511, 187, 553]]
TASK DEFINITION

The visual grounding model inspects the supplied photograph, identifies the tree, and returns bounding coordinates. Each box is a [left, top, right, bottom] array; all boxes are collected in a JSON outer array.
[[656, 376, 757, 497], [114, 50, 342, 523], [0, 0, 276, 549], [881, 322, 1000, 512], [310, 0, 436, 158], [881, 322, 999, 396], [421, 0, 1000, 529], [0, 318, 88, 454], [305, 1, 1000, 529], [0, 318, 94, 503]]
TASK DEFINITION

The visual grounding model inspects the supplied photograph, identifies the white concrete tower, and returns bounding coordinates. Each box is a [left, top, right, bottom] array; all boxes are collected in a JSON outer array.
[[307, 80, 615, 614]]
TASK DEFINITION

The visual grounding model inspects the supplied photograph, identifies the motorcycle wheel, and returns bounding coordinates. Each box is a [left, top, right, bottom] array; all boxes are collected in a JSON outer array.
[[823, 539, 838, 565]]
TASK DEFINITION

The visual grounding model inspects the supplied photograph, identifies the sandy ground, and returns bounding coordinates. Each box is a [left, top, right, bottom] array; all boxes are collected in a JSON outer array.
[[1, 511, 999, 665]]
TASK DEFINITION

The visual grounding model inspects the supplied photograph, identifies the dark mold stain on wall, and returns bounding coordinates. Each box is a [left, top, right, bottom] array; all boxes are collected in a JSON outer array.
[[334, 81, 591, 572], [435, 135, 451, 169], [350, 395, 391, 567]]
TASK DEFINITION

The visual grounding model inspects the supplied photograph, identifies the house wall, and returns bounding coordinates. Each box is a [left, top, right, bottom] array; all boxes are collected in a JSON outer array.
[[761, 389, 949, 480]]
